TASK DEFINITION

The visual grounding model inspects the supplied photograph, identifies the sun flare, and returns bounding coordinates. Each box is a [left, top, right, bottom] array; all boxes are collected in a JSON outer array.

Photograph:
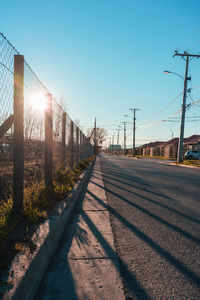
[[29, 94, 47, 112]]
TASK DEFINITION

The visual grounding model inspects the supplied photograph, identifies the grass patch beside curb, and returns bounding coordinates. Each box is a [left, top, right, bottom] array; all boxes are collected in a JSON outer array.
[[0, 155, 95, 294], [174, 160, 200, 168]]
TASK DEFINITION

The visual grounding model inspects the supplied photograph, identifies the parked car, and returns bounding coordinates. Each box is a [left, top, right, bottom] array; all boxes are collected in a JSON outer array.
[[184, 150, 199, 159]]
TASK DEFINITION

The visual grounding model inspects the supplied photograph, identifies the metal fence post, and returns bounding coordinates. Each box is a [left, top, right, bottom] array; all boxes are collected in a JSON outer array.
[[13, 55, 24, 214], [62, 112, 66, 167], [76, 126, 79, 166], [70, 120, 74, 169], [45, 93, 53, 187]]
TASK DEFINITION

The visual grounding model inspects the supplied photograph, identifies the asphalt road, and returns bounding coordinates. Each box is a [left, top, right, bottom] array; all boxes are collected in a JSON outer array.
[[99, 154, 200, 300]]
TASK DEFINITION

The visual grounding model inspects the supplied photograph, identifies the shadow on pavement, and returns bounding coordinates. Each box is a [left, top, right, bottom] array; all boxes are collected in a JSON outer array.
[[86, 188, 200, 290]]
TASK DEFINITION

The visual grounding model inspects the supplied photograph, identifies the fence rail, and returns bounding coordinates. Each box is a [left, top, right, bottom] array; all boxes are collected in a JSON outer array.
[[0, 33, 93, 213]]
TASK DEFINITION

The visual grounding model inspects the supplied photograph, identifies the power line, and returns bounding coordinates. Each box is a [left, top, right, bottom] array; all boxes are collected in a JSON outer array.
[[139, 92, 183, 125]]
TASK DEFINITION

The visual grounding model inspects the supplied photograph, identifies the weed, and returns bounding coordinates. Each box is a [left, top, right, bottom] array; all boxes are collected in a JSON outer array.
[[0, 155, 94, 258]]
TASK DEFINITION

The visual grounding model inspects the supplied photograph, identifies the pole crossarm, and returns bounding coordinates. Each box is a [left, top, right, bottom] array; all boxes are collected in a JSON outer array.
[[174, 51, 200, 59]]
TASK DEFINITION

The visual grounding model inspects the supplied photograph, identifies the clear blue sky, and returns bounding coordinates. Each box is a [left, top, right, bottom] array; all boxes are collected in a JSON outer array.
[[1, 0, 200, 146]]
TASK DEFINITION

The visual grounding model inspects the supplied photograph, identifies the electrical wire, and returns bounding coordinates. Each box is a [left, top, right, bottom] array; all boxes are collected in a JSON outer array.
[[139, 92, 183, 126]]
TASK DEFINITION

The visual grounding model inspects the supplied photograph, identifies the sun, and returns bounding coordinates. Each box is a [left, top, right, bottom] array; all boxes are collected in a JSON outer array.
[[29, 93, 47, 112]]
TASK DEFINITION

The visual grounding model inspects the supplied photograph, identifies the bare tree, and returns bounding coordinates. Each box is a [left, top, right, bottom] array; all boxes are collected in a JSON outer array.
[[87, 127, 108, 145], [53, 99, 63, 142], [74, 118, 84, 131]]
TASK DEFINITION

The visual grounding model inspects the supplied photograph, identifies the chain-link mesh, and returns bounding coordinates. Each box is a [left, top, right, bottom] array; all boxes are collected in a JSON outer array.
[[52, 98, 64, 176], [0, 32, 94, 207], [66, 114, 72, 167], [23, 63, 48, 189], [0, 33, 18, 204]]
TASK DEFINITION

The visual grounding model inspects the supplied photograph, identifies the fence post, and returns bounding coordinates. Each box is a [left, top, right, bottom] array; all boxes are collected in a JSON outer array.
[[62, 112, 66, 167], [13, 55, 24, 214], [45, 93, 53, 187], [83, 135, 85, 159], [86, 138, 89, 159], [79, 131, 82, 161], [70, 120, 74, 169], [76, 126, 79, 166]]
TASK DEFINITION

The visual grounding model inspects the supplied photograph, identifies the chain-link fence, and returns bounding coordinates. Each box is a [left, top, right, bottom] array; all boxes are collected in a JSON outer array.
[[0, 33, 17, 207], [0, 33, 94, 212]]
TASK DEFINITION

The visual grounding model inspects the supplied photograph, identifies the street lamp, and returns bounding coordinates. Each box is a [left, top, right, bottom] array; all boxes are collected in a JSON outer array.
[[163, 70, 184, 81], [163, 67, 191, 162]]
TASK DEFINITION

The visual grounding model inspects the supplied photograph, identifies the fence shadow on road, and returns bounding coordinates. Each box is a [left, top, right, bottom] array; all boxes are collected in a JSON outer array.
[[92, 168, 200, 226], [90, 179, 200, 245], [86, 187, 200, 294]]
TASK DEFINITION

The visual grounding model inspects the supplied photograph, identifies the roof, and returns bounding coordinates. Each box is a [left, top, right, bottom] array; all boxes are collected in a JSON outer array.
[[183, 135, 200, 144], [163, 138, 179, 146], [138, 141, 164, 148], [148, 141, 165, 148], [137, 135, 200, 149]]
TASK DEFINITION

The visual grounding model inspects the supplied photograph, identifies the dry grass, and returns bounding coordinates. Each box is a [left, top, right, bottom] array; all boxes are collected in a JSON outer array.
[[179, 160, 200, 167], [135, 155, 176, 161], [0, 155, 95, 256]]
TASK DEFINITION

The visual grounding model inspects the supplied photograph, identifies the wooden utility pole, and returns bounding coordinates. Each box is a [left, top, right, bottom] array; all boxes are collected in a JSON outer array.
[[117, 129, 120, 146], [174, 51, 200, 162], [121, 121, 128, 156], [130, 108, 140, 157]]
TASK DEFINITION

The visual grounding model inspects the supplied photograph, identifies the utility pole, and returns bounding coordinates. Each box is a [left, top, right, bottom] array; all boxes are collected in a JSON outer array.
[[174, 51, 200, 162], [121, 121, 128, 156], [117, 128, 121, 146], [117, 130, 119, 146], [129, 108, 140, 157], [170, 130, 174, 139], [117, 128, 120, 155]]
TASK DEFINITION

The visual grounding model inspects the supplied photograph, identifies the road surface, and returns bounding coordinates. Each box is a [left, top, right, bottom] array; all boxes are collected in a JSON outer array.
[[100, 154, 200, 299]]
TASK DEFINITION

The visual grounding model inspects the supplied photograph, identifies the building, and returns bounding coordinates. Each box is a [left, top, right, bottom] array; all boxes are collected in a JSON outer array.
[[137, 135, 200, 159]]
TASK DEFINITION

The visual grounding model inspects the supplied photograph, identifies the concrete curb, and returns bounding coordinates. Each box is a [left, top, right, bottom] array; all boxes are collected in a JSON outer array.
[[3, 159, 95, 300], [169, 162, 200, 169], [113, 154, 200, 169]]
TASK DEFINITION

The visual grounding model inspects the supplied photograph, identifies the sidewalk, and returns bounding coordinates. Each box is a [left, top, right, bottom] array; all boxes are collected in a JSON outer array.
[[36, 156, 125, 300]]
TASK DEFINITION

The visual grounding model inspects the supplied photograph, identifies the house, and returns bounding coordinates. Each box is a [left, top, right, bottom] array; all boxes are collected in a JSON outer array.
[[150, 141, 165, 156], [162, 138, 179, 158], [137, 143, 147, 156], [139, 141, 164, 156], [183, 135, 200, 153]]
